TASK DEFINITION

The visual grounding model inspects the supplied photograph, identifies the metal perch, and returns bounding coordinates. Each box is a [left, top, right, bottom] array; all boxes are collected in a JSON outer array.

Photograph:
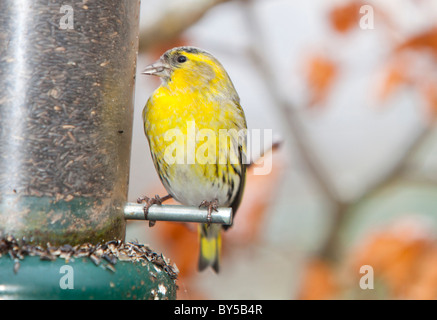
[[124, 203, 233, 225]]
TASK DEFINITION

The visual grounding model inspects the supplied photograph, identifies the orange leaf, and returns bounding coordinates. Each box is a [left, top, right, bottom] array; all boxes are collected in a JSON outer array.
[[420, 81, 437, 120], [298, 259, 338, 300], [351, 219, 434, 298], [305, 55, 338, 107], [378, 57, 411, 101], [329, 2, 364, 33], [397, 27, 437, 57], [405, 248, 437, 299]]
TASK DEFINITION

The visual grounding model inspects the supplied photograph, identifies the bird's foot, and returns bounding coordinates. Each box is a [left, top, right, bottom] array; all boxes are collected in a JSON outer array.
[[137, 194, 172, 227], [199, 199, 219, 226]]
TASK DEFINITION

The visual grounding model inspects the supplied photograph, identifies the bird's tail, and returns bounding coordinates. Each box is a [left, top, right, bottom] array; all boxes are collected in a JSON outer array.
[[198, 223, 222, 273]]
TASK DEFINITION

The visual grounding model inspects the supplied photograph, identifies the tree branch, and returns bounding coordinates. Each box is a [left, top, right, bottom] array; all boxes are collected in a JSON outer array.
[[241, 0, 343, 206], [139, 0, 234, 53], [318, 124, 434, 260], [356, 125, 434, 202]]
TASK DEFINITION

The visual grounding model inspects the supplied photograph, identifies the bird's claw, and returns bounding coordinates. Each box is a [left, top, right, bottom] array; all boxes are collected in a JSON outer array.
[[199, 199, 219, 226], [137, 194, 163, 227]]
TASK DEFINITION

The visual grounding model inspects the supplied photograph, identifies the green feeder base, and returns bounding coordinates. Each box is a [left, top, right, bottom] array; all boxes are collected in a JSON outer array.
[[0, 254, 177, 300]]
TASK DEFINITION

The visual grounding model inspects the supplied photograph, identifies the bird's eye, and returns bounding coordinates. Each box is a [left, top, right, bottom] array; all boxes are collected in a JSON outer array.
[[177, 55, 187, 63]]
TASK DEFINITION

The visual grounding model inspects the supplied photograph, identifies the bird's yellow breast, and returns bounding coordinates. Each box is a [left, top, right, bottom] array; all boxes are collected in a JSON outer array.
[[144, 82, 245, 159]]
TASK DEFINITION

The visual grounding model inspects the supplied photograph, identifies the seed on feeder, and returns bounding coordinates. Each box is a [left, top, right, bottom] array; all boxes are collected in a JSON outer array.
[[89, 254, 101, 266], [13, 259, 20, 274], [105, 263, 116, 273], [0, 236, 179, 282]]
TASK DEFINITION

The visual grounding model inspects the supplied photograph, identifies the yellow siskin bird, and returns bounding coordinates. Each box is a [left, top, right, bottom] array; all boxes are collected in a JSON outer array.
[[141, 46, 247, 273]]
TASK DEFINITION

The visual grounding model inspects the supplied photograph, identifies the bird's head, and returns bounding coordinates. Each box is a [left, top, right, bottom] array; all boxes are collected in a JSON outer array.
[[142, 46, 237, 98]]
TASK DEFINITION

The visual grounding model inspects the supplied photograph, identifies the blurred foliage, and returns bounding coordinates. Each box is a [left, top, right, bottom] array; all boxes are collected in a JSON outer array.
[[299, 182, 437, 299], [329, 1, 365, 33], [298, 0, 437, 300], [304, 55, 338, 107]]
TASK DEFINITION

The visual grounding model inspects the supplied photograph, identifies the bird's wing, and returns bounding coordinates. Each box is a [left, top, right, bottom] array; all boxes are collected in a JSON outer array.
[[223, 100, 247, 230]]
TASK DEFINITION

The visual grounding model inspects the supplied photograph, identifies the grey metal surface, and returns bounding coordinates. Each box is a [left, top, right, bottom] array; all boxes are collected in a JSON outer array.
[[124, 203, 233, 225]]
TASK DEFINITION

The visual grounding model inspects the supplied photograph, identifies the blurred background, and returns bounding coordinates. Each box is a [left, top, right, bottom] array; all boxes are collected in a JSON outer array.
[[126, 0, 437, 299]]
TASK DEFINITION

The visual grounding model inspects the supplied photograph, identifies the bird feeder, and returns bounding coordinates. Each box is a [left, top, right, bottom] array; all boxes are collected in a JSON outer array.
[[0, 0, 176, 300]]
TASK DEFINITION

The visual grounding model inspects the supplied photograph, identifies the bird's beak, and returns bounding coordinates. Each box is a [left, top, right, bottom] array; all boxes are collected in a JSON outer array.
[[141, 59, 171, 77]]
